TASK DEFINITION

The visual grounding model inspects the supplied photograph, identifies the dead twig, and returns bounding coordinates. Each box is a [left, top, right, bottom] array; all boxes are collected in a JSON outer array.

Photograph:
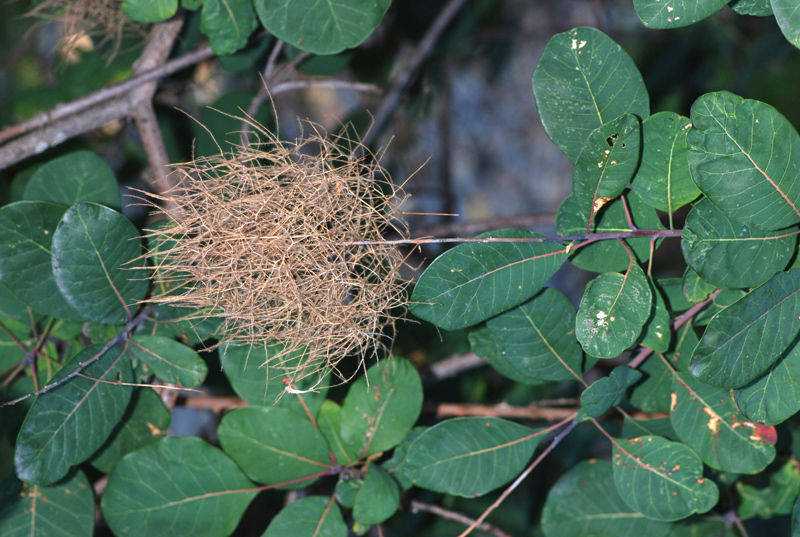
[[410, 501, 513, 537]]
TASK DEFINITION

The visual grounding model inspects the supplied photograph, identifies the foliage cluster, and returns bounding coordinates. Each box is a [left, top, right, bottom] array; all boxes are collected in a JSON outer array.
[[3, 1, 800, 537]]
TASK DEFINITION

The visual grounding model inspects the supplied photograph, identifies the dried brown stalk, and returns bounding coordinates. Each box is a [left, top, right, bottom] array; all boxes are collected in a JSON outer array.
[[142, 118, 410, 389]]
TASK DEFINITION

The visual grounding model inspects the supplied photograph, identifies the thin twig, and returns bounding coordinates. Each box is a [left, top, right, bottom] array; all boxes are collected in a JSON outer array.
[[0, 305, 154, 408], [410, 501, 513, 537], [428, 351, 487, 380], [409, 213, 557, 239], [457, 416, 578, 537], [362, 0, 468, 149], [431, 402, 579, 421]]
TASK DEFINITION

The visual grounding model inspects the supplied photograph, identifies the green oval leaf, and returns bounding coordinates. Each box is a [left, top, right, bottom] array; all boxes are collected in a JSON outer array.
[[576, 265, 653, 358], [352, 464, 400, 526], [581, 366, 643, 418], [687, 91, 800, 231], [689, 269, 800, 388], [403, 417, 541, 497], [671, 373, 776, 473], [736, 459, 800, 518], [636, 278, 672, 353], [101, 437, 257, 537], [773, 0, 800, 50], [612, 435, 719, 521], [633, 0, 728, 29], [572, 114, 642, 224], [90, 387, 171, 474], [52, 203, 149, 324], [262, 496, 346, 537], [682, 265, 716, 303], [25, 151, 122, 210], [255, 0, 390, 55], [317, 400, 358, 466], [731, 0, 772, 16], [15, 345, 133, 485], [340, 358, 423, 458], [218, 406, 332, 486], [631, 112, 700, 219], [735, 341, 800, 426], [130, 335, 208, 388], [122, 0, 178, 22], [0, 470, 94, 537], [541, 460, 671, 537], [682, 198, 797, 289], [410, 229, 566, 331], [201, 0, 258, 55], [221, 343, 328, 417], [0, 201, 82, 321], [483, 287, 584, 382], [556, 190, 664, 273], [532, 26, 649, 163]]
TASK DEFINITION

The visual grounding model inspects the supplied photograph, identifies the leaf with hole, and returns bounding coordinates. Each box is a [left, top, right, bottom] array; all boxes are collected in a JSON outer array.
[[581, 366, 643, 418], [572, 114, 641, 225], [255, 0, 391, 55], [633, 0, 728, 29], [262, 496, 346, 537], [0, 201, 82, 321], [482, 287, 584, 382], [340, 358, 422, 458], [0, 470, 94, 537], [631, 112, 699, 219], [556, 190, 664, 273], [541, 460, 671, 537], [130, 335, 207, 388], [689, 269, 800, 388], [101, 437, 256, 537], [403, 417, 541, 497], [201, 0, 258, 55], [682, 198, 797, 289], [576, 265, 652, 358], [15, 345, 133, 485], [612, 435, 719, 521], [532, 26, 649, 163], [410, 228, 566, 330], [52, 203, 149, 324], [671, 373, 776, 473], [25, 151, 122, 210], [218, 406, 332, 487], [687, 91, 800, 231]]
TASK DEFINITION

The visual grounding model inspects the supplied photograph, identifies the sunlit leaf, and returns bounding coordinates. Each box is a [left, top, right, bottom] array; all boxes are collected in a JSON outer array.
[[541, 460, 671, 537], [671, 373, 776, 473], [576, 265, 652, 358], [403, 417, 540, 497], [101, 437, 256, 537], [122, 0, 178, 22], [612, 435, 719, 521], [15, 345, 133, 485], [532, 26, 649, 162], [201, 0, 258, 55], [687, 91, 800, 231], [690, 269, 800, 388], [410, 229, 566, 330]]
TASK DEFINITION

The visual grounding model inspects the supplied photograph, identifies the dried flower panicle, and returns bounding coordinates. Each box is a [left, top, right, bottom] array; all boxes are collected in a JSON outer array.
[[143, 120, 410, 388]]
